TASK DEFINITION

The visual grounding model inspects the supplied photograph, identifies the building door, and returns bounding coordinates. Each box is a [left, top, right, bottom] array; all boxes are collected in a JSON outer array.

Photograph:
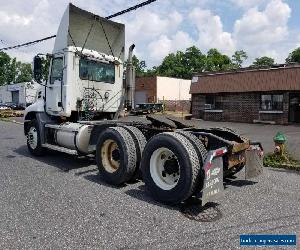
[[11, 91, 19, 104], [289, 93, 300, 123], [135, 91, 147, 104]]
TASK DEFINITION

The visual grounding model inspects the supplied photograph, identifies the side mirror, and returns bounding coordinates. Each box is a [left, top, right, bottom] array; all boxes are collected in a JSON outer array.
[[33, 56, 42, 82]]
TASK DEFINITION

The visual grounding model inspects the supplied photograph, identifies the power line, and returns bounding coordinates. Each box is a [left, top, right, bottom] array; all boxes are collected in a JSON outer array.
[[105, 0, 157, 19], [0, 39, 7, 46], [0, 0, 158, 52], [0, 35, 56, 51]]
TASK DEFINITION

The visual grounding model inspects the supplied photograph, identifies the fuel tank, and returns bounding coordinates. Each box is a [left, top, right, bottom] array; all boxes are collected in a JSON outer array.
[[54, 123, 92, 154]]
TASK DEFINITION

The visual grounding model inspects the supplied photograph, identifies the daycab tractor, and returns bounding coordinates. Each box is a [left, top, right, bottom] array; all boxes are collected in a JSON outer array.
[[24, 4, 264, 206]]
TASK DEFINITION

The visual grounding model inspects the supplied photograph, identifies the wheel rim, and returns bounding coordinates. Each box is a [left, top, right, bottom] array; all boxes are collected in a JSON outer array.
[[28, 126, 38, 150], [101, 139, 120, 173], [150, 147, 180, 190]]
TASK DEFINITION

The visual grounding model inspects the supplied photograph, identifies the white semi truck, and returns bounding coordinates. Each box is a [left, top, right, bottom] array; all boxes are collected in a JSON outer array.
[[24, 4, 263, 205]]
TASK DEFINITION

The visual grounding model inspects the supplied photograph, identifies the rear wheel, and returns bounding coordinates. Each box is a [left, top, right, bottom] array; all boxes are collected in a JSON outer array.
[[26, 119, 45, 156], [176, 131, 207, 191], [120, 126, 146, 179], [96, 127, 137, 185], [176, 131, 207, 164], [141, 132, 200, 205]]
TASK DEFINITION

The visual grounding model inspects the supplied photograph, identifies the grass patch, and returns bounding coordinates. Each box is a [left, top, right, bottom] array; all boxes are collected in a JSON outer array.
[[0, 117, 12, 122], [264, 151, 300, 171], [0, 117, 23, 125]]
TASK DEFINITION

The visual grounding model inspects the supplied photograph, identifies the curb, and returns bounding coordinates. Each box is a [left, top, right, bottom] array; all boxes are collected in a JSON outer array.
[[264, 164, 300, 172]]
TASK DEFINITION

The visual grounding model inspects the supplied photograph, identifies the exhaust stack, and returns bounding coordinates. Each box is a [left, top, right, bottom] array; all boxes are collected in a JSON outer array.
[[125, 44, 136, 110]]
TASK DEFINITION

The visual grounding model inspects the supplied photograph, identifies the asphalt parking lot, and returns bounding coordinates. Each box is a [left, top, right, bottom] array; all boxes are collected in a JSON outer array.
[[0, 120, 299, 249]]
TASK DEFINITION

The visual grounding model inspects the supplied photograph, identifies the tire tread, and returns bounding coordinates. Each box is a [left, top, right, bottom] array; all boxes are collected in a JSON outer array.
[[96, 126, 137, 185]]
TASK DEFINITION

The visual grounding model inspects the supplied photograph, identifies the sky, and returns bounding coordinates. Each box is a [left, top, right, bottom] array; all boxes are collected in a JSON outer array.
[[0, 0, 300, 68]]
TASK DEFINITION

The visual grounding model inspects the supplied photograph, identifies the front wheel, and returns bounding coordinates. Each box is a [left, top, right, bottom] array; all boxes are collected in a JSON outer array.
[[26, 119, 45, 156]]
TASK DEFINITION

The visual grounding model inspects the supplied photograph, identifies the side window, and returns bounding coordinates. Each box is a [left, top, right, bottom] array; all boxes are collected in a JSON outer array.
[[272, 94, 283, 110], [205, 95, 215, 110], [79, 59, 88, 80], [261, 95, 272, 110], [50, 57, 63, 84], [261, 94, 283, 110]]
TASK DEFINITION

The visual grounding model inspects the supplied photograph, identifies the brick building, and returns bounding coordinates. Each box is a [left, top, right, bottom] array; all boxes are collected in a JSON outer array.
[[190, 65, 300, 124]]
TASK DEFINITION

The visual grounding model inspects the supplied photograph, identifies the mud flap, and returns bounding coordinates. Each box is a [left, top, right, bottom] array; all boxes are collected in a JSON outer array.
[[245, 144, 264, 179], [201, 147, 227, 206]]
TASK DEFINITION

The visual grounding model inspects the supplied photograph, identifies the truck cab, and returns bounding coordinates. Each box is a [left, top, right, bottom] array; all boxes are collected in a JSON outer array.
[[26, 3, 125, 121], [43, 46, 123, 120]]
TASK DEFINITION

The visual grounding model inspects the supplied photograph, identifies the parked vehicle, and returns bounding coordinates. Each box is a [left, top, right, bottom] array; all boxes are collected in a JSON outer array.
[[0, 104, 10, 110], [24, 4, 263, 206], [3, 102, 25, 110], [131, 103, 163, 115]]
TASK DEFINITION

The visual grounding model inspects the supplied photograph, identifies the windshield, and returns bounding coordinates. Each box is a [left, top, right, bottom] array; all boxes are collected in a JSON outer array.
[[79, 58, 115, 84]]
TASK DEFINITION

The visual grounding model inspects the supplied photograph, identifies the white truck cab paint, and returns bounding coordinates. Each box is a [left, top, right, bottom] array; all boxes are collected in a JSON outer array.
[[25, 3, 125, 118], [44, 46, 124, 117]]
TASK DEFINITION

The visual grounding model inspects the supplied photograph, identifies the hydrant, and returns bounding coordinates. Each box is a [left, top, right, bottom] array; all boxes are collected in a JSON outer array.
[[273, 132, 287, 156]]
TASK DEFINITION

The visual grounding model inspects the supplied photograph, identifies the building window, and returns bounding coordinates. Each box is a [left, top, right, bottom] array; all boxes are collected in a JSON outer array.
[[205, 95, 215, 110], [261, 94, 283, 111]]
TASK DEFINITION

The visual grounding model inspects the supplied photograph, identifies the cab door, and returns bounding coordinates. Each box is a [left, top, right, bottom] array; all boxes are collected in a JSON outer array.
[[46, 57, 64, 114]]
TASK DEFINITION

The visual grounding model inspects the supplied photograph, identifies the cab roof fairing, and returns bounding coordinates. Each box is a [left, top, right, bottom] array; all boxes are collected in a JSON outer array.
[[53, 3, 125, 62]]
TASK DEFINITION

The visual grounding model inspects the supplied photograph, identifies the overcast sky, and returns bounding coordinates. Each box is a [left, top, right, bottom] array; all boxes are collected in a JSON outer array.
[[1, 0, 300, 67]]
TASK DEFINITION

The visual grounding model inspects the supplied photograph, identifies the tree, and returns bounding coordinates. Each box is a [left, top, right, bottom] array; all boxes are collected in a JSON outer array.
[[41, 56, 51, 81], [286, 47, 300, 64], [124, 55, 147, 77], [0, 51, 11, 85], [6, 57, 18, 84], [132, 55, 147, 77], [0, 51, 33, 85], [251, 56, 275, 68], [232, 50, 248, 68], [183, 46, 206, 75], [205, 48, 233, 72], [157, 51, 185, 78], [145, 66, 158, 77], [156, 47, 236, 79], [16, 63, 32, 83], [157, 46, 206, 79]]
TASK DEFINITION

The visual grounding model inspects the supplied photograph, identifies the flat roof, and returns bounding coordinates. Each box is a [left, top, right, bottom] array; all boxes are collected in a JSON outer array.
[[193, 64, 300, 77], [190, 64, 300, 94]]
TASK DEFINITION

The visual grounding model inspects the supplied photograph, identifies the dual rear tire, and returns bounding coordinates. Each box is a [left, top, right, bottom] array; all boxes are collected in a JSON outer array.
[[96, 127, 207, 205], [141, 132, 207, 204], [96, 126, 146, 185]]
